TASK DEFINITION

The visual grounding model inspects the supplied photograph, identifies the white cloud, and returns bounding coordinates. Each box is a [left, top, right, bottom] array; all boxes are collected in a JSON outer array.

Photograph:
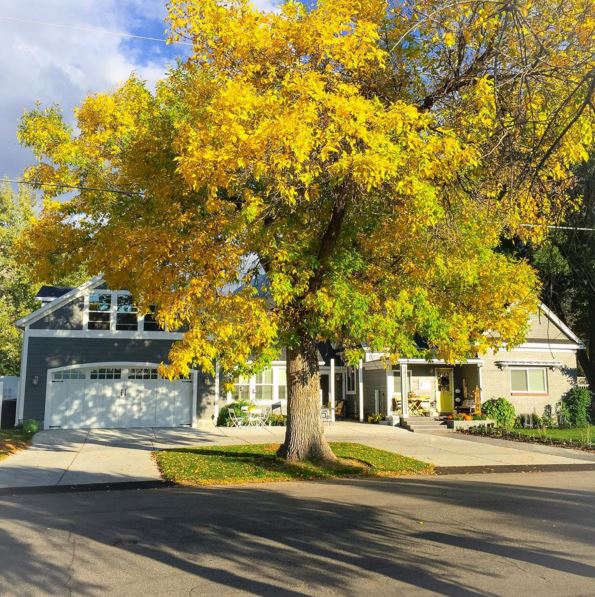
[[0, 1, 173, 179]]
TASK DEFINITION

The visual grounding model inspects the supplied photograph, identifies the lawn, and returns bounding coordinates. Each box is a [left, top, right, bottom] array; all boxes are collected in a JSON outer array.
[[0, 429, 34, 461], [154, 442, 432, 486], [514, 426, 593, 444]]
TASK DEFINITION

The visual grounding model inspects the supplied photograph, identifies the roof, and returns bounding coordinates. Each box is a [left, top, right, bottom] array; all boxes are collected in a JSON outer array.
[[35, 285, 74, 300]]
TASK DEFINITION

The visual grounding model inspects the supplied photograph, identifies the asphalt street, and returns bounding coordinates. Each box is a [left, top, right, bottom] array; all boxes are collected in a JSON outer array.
[[0, 470, 594, 596]]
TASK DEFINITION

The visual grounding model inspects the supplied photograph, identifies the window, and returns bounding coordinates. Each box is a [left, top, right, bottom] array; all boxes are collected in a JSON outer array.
[[346, 367, 356, 393], [255, 368, 274, 401], [511, 368, 547, 393], [88, 293, 111, 330], [143, 306, 163, 331], [233, 374, 251, 401], [90, 368, 122, 380], [52, 370, 86, 381], [128, 367, 158, 380], [277, 367, 287, 401], [116, 295, 138, 331]]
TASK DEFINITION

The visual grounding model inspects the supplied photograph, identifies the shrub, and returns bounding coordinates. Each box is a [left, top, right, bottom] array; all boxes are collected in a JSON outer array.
[[559, 387, 592, 428], [482, 398, 516, 430], [217, 400, 252, 427], [367, 413, 385, 424], [22, 419, 39, 434], [266, 413, 287, 426]]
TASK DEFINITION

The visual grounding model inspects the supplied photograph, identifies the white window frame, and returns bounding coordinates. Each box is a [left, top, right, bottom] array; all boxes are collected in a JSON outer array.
[[510, 367, 548, 395]]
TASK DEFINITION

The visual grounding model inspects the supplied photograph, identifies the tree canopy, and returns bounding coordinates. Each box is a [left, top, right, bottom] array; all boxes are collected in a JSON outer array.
[[17, 0, 594, 379]]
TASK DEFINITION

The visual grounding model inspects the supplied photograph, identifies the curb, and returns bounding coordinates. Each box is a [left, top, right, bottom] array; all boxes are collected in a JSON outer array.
[[0, 480, 174, 496], [434, 463, 595, 475]]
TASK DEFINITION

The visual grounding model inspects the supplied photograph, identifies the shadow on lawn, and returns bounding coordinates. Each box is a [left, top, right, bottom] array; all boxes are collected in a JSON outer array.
[[0, 473, 594, 595]]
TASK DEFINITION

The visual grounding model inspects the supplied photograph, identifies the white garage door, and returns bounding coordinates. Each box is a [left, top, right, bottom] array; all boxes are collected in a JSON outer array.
[[47, 366, 193, 429]]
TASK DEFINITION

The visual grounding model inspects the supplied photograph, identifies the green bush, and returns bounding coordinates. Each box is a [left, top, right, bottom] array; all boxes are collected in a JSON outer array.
[[482, 398, 516, 430], [217, 400, 251, 427], [22, 419, 39, 434], [559, 387, 592, 428], [266, 413, 287, 426]]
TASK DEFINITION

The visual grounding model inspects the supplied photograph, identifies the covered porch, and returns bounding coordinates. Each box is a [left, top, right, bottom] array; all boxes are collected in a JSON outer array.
[[359, 359, 484, 422]]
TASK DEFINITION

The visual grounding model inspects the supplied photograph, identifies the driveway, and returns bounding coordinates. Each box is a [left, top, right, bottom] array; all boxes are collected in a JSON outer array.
[[0, 471, 594, 595], [0, 422, 593, 489]]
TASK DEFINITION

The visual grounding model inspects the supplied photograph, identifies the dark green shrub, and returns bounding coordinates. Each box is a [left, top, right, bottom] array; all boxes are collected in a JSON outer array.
[[217, 400, 251, 426], [559, 387, 592, 428], [482, 398, 516, 430], [22, 419, 39, 434]]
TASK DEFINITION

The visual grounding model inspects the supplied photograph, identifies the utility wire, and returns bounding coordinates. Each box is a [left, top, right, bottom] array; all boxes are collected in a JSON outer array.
[[0, 15, 193, 47], [3, 178, 144, 196]]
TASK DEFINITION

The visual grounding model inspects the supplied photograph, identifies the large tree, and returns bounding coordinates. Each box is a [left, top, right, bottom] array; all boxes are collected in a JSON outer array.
[[17, 1, 594, 460]]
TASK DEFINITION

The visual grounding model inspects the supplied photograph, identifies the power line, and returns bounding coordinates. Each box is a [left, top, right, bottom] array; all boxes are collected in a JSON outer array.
[[0, 15, 192, 47], [3, 178, 144, 196], [522, 224, 595, 232]]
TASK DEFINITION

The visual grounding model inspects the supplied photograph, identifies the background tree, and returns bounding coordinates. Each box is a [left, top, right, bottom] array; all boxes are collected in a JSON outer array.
[[17, 0, 594, 461]]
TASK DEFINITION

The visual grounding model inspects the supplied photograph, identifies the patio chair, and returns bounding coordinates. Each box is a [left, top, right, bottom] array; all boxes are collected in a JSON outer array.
[[247, 408, 267, 427], [228, 411, 245, 427], [334, 400, 345, 419]]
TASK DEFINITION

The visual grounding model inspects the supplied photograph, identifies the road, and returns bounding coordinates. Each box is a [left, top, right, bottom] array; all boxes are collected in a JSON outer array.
[[0, 471, 594, 596]]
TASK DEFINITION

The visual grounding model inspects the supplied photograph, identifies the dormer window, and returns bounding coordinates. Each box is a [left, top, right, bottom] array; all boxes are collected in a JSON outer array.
[[116, 295, 138, 331], [88, 293, 111, 330]]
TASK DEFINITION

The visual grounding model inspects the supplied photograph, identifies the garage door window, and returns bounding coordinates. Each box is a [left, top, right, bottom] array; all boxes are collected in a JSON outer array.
[[52, 370, 86, 381], [90, 368, 122, 380], [128, 367, 158, 380]]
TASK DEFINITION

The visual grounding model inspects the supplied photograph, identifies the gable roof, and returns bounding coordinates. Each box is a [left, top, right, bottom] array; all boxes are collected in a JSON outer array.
[[536, 303, 584, 346], [35, 285, 74, 302], [15, 275, 104, 329]]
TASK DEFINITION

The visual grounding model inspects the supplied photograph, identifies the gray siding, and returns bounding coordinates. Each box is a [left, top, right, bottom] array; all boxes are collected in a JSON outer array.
[[31, 298, 84, 330], [362, 368, 387, 416], [23, 337, 216, 424]]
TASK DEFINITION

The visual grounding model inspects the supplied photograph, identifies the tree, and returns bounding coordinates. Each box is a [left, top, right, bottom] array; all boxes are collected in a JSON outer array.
[[530, 155, 595, 390], [16, 1, 594, 461], [0, 182, 38, 375]]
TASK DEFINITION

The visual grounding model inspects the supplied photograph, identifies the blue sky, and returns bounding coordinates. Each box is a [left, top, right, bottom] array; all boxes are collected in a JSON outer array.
[[0, 0, 278, 180]]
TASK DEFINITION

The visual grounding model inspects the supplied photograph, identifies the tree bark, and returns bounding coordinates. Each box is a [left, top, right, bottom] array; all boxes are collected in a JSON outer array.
[[278, 338, 336, 462]]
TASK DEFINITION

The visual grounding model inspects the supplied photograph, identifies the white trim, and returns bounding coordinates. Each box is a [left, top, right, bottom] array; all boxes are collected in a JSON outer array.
[[358, 359, 364, 422], [385, 370, 393, 416], [511, 343, 581, 352], [538, 304, 584, 346], [192, 370, 198, 428], [214, 361, 220, 422], [16, 326, 29, 424], [27, 329, 184, 340], [330, 358, 335, 422], [400, 363, 409, 418], [15, 275, 104, 328]]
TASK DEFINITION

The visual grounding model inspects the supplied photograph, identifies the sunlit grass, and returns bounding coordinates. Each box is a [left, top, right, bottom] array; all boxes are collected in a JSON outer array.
[[154, 442, 433, 486]]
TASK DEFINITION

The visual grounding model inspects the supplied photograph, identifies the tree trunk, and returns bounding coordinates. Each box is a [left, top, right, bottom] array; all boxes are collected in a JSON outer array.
[[278, 338, 336, 462]]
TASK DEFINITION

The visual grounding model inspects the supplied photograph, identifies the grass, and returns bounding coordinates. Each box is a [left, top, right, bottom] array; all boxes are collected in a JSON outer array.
[[154, 442, 433, 486], [0, 429, 34, 461], [514, 426, 593, 444]]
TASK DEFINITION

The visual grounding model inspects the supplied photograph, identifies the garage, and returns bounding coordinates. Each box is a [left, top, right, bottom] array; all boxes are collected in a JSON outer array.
[[46, 365, 193, 429]]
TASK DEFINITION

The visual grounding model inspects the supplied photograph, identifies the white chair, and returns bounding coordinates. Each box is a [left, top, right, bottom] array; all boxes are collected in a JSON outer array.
[[228, 410, 245, 427]]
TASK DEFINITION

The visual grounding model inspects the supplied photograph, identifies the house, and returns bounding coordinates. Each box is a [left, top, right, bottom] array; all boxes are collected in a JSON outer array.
[[14, 277, 584, 430]]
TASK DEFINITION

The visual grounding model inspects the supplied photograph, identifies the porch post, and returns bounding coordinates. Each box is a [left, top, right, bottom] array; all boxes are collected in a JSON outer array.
[[330, 358, 336, 422], [386, 369, 393, 418], [213, 360, 220, 423], [358, 359, 364, 422], [400, 363, 409, 418]]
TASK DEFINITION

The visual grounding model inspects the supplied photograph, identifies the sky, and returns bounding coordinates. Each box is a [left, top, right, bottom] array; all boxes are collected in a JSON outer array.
[[0, 0, 278, 181]]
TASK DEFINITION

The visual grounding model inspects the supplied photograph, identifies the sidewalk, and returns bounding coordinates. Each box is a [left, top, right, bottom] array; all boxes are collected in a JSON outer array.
[[0, 422, 592, 489]]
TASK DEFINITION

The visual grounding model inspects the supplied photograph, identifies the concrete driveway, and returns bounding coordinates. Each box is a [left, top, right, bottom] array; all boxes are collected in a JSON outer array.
[[0, 422, 593, 489]]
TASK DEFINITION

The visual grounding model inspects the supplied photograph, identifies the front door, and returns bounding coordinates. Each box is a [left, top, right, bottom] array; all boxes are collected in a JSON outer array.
[[436, 368, 454, 413]]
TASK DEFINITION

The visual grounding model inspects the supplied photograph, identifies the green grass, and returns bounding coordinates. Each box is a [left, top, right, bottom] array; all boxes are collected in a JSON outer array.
[[154, 442, 433, 486], [0, 429, 34, 461], [514, 426, 593, 444]]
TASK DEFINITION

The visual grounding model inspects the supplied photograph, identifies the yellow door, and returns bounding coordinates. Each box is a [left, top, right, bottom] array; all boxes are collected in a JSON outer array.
[[436, 369, 454, 413]]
